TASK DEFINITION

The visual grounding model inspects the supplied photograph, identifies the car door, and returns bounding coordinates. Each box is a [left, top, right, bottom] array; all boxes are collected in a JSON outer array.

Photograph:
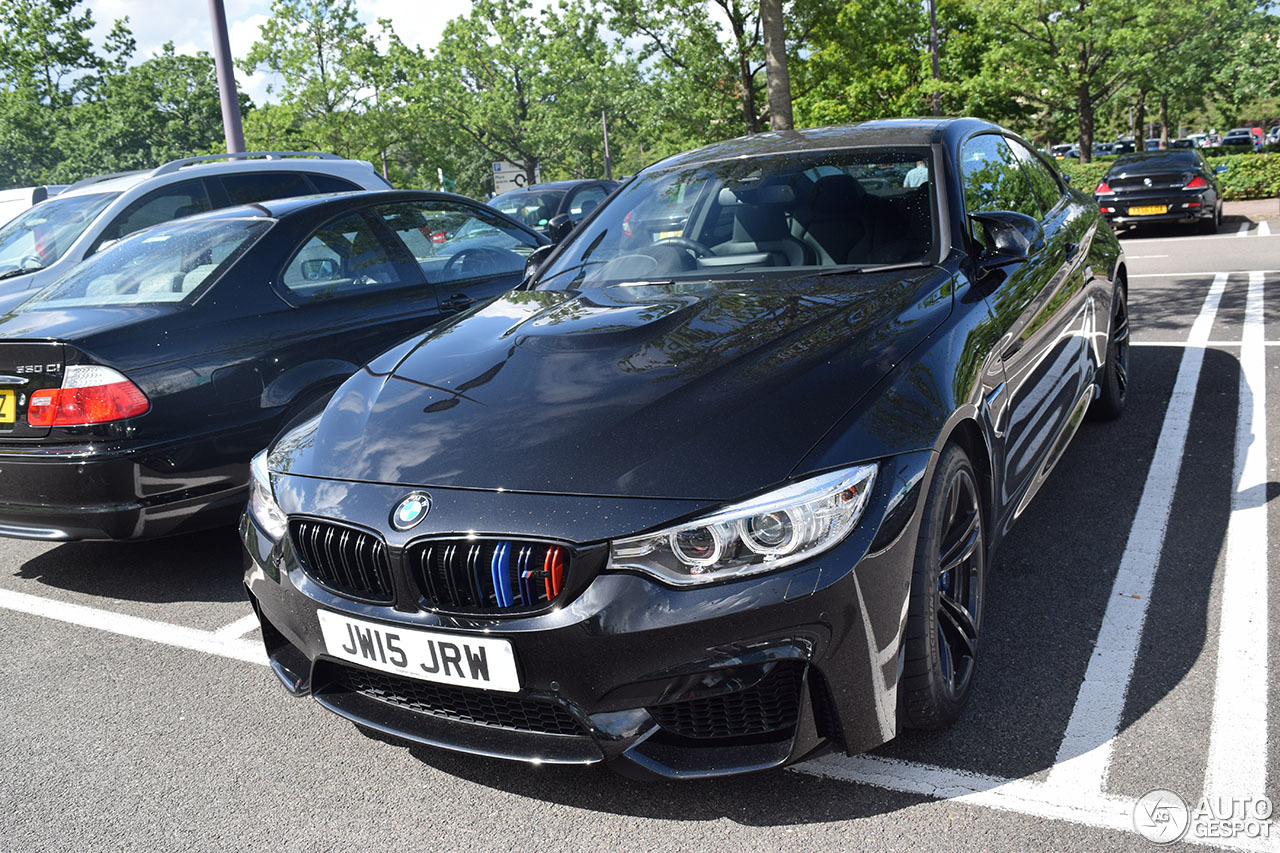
[[959, 133, 1089, 516], [373, 199, 545, 316]]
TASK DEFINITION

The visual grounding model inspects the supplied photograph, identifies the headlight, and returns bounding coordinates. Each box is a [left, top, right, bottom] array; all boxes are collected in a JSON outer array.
[[248, 449, 288, 541], [608, 464, 877, 586]]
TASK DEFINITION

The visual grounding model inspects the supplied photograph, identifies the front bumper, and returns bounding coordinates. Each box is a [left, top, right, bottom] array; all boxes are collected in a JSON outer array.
[[243, 452, 930, 779], [0, 439, 249, 540], [1095, 191, 1213, 226]]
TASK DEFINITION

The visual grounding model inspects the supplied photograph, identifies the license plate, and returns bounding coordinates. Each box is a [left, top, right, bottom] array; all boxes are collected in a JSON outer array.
[[317, 610, 520, 692], [1128, 204, 1168, 216], [0, 389, 14, 424], [655, 229, 683, 240]]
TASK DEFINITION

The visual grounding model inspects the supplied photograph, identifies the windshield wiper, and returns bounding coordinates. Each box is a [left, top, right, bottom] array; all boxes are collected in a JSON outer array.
[[0, 265, 40, 280]]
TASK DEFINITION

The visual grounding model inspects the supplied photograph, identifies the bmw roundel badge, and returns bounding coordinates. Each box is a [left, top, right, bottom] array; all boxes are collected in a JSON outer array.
[[391, 492, 431, 531]]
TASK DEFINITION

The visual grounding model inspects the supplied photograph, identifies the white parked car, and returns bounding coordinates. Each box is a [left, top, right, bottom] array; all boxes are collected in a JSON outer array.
[[0, 185, 66, 228], [0, 152, 390, 299]]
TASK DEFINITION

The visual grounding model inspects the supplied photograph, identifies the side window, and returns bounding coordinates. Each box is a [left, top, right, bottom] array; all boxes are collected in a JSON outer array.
[[308, 174, 362, 194], [375, 200, 539, 284], [281, 212, 406, 301], [567, 186, 608, 221], [1007, 138, 1063, 215], [95, 179, 212, 249], [220, 172, 314, 206], [959, 135, 1042, 242]]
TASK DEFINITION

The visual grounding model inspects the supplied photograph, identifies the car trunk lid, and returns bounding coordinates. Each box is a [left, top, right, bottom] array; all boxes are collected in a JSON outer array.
[[0, 342, 64, 438]]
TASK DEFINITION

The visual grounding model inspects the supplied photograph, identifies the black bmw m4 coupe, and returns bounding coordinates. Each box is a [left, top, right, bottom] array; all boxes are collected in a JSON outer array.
[[244, 118, 1129, 779]]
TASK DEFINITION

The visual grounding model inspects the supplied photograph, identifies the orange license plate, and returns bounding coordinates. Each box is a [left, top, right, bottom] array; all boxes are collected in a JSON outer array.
[[1128, 204, 1168, 216], [0, 390, 14, 424]]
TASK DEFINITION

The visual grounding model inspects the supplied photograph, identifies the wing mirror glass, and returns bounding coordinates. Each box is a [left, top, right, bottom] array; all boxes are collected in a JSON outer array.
[[1215, 164, 1229, 174], [524, 244, 554, 281], [301, 258, 338, 281], [969, 210, 1044, 269]]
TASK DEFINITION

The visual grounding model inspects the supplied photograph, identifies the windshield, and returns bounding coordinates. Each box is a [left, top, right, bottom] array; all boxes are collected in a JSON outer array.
[[490, 188, 567, 231], [537, 147, 936, 288], [25, 216, 271, 309], [0, 192, 117, 274]]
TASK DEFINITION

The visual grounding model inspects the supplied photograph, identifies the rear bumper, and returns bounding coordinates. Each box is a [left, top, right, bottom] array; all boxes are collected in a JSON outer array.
[[1095, 191, 1214, 226], [0, 440, 248, 540]]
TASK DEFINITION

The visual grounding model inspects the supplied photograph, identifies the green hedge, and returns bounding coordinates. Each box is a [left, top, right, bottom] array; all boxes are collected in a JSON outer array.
[[1059, 153, 1280, 200]]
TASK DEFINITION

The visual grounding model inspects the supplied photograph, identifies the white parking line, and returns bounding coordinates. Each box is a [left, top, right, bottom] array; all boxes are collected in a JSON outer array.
[[1130, 270, 1280, 279], [0, 588, 267, 666], [212, 613, 262, 640], [1203, 270, 1269, 805], [1239, 222, 1252, 237], [1260, 221, 1272, 237], [1045, 272, 1226, 796]]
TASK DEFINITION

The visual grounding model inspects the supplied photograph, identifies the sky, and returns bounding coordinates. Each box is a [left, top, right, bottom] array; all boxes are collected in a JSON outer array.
[[83, 1, 477, 105]]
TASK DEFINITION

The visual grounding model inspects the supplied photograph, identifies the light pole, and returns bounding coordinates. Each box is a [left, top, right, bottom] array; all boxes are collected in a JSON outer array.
[[208, 0, 245, 155]]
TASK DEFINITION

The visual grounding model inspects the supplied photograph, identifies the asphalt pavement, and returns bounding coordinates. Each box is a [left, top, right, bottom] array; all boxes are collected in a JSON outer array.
[[4, 219, 1280, 851]]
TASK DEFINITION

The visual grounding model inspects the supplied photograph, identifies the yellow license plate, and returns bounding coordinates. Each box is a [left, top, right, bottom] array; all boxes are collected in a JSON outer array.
[[1128, 204, 1168, 216], [0, 390, 14, 424], [655, 229, 683, 240]]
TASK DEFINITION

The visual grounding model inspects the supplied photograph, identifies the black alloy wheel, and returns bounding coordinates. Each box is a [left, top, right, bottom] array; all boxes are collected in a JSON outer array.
[[899, 444, 985, 730], [1089, 284, 1129, 420]]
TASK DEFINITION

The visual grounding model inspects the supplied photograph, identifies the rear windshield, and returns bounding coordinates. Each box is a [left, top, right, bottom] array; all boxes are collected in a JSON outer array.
[[537, 147, 936, 288], [25, 217, 270, 308], [0, 192, 117, 274], [490, 189, 567, 230]]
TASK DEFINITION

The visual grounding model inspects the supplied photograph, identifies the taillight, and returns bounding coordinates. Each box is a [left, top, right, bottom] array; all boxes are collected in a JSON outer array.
[[1096, 180, 1115, 195], [622, 210, 632, 237], [1184, 175, 1209, 189], [28, 365, 149, 427]]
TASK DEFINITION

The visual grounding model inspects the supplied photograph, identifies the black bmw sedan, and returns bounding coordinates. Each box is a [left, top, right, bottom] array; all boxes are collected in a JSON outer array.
[[0, 190, 545, 540], [1093, 149, 1225, 232], [243, 118, 1128, 779]]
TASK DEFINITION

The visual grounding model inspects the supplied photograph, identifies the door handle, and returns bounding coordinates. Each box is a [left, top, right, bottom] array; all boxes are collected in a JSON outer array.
[[442, 293, 473, 311]]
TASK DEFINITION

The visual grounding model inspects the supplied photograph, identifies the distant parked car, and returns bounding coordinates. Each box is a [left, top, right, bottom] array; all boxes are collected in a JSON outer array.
[[488, 179, 619, 236], [1144, 138, 1162, 151], [1221, 128, 1260, 149], [0, 190, 547, 541], [1094, 149, 1224, 233], [0, 151, 391, 300], [1093, 142, 1115, 157], [0, 185, 66, 228], [1113, 139, 1137, 155], [1050, 144, 1078, 159], [1267, 126, 1280, 145], [1169, 138, 1195, 149]]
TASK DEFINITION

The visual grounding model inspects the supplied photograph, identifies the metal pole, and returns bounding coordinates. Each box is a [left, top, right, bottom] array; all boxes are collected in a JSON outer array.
[[208, 0, 245, 154], [929, 0, 941, 116], [601, 110, 613, 180]]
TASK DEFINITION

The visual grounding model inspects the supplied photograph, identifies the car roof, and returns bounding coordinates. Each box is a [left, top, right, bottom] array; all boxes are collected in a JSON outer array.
[[643, 118, 1000, 173], [57, 153, 385, 199], [491, 180, 614, 201]]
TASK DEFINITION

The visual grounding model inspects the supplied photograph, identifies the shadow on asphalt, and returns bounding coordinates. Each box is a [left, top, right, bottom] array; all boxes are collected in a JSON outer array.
[[13, 525, 245, 603], [1116, 213, 1251, 240]]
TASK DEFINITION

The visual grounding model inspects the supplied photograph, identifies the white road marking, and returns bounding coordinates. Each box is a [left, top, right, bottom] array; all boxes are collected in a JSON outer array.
[[212, 612, 262, 640], [1124, 254, 1169, 259], [1131, 270, 1280, 278], [1259, 221, 1272, 237], [1122, 230, 1280, 245], [793, 756, 1280, 852], [1045, 272, 1227, 797], [0, 588, 267, 666], [1238, 222, 1252, 237], [1203, 270, 1269, 805]]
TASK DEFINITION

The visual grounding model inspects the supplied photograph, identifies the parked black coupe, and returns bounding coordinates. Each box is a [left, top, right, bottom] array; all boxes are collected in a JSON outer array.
[[0, 190, 546, 540], [1093, 149, 1225, 232], [244, 119, 1128, 779]]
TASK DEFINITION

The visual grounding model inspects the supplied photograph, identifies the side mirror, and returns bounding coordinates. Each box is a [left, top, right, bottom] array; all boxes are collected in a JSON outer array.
[[1061, 173, 1072, 184], [301, 258, 338, 281], [547, 213, 575, 244], [1215, 164, 1228, 174], [969, 210, 1044, 269], [524, 244, 554, 281]]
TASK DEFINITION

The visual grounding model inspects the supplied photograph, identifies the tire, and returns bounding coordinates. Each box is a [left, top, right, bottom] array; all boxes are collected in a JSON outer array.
[[1089, 284, 1129, 421], [898, 444, 986, 730]]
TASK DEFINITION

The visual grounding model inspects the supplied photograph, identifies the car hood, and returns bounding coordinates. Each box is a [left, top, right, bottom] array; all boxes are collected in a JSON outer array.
[[285, 268, 952, 500]]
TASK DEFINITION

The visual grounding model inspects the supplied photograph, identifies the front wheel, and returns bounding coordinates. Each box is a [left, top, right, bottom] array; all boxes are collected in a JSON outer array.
[[898, 444, 986, 730], [1089, 284, 1129, 421]]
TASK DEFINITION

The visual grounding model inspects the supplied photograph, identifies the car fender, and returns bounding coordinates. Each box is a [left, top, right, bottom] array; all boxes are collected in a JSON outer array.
[[260, 358, 361, 409]]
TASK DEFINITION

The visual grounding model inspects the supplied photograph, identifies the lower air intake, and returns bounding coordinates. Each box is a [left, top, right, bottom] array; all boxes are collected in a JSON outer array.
[[648, 663, 804, 740]]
